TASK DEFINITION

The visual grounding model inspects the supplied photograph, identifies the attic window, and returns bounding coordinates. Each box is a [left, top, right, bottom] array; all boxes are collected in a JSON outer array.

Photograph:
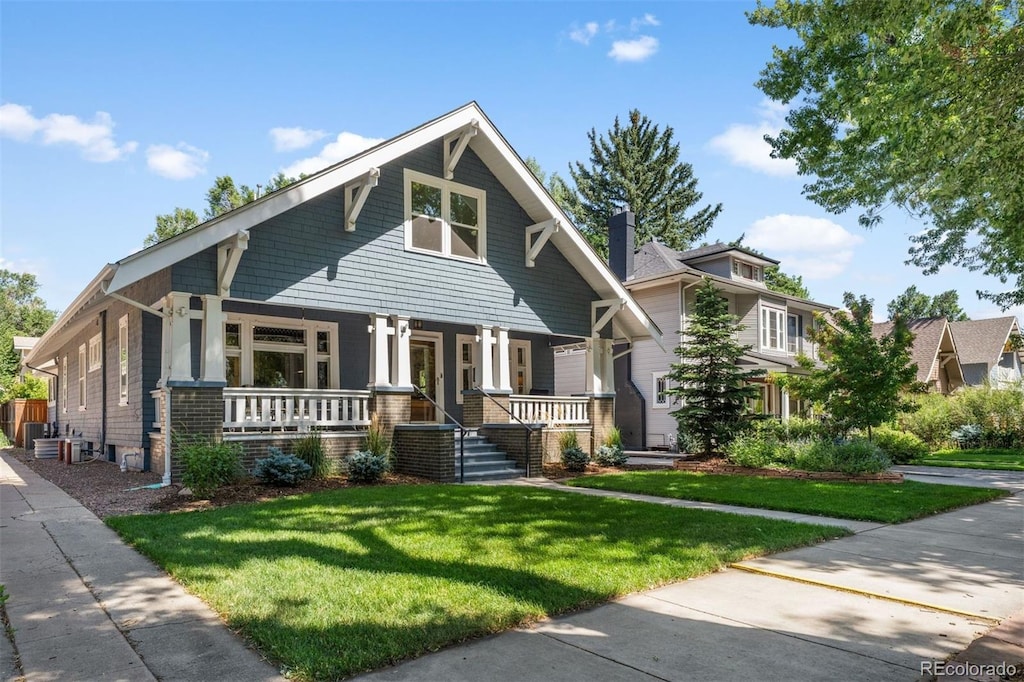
[[404, 169, 486, 263], [732, 259, 761, 282]]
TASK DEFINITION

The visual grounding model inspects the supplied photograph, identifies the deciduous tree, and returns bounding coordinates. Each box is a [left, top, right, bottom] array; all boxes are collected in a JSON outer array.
[[749, 0, 1024, 309], [776, 293, 921, 438], [667, 278, 763, 456], [887, 285, 969, 321], [0, 269, 57, 401]]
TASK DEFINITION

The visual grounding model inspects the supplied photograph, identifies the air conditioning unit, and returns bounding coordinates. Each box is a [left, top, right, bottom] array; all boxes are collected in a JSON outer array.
[[24, 422, 45, 451]]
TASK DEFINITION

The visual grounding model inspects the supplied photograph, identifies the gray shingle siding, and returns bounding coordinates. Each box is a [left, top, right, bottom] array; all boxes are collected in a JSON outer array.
[[171, 142, 598, 337]]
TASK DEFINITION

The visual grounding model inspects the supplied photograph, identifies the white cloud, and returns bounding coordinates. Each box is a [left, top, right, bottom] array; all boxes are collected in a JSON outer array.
[[269, 126, 329, 152], [630, 13, 660, 31], [746, 214, 863, 280], [146, 143, 209, 180], [0, 103, 137, 162], [707, 99, 797, 177], [608, 35, 659, 62], [282, 132, 385, 178], [569, 21, 599, 45]]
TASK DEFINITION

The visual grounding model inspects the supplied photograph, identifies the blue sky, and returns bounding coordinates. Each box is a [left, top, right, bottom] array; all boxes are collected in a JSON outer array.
[[1, 1, 1018, 324]]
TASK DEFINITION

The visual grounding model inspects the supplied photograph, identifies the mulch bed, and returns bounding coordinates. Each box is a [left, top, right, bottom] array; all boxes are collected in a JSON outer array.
[[4, 447, 430, 519], [672, 456, 904, 483], [543, 461, 667, 481]]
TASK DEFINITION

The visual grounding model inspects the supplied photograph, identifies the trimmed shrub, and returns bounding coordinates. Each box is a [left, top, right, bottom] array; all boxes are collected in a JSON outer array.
[[346, 451, 389, 484], [254, 450, 313, 486], [295, 430, 330, 478], [594, 444, 627, 467], [872, 428, 929, 464], [951, 424, 983, 449], [561, 446, 590, 472], [176, 436, 244, 499]]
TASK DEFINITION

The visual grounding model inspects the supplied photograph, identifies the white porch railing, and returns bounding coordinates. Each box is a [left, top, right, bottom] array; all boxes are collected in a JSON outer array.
[[223, 388, 372, 431], [509, 395, 589, 426]]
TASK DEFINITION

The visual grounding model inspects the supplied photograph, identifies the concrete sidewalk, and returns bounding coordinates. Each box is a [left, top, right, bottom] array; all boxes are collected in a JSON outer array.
[[360, 481, 1023, 681], [0, 453, 286, 682]]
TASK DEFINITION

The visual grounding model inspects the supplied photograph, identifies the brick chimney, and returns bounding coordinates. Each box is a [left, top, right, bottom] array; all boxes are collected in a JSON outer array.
[[608, 204, 635, 282]]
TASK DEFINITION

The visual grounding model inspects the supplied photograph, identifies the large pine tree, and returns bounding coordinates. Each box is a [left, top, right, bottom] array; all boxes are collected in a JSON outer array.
[[564, 110, 722, 254], [668, 278, 763, 456]]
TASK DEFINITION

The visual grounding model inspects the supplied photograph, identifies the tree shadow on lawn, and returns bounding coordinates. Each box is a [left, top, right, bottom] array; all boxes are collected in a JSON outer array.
[[108, 485, 844, 679]]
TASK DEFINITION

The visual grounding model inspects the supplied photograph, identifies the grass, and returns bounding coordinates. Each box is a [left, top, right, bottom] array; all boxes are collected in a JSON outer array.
[[913, 448, 1024, 471], [568, 471, 1007, 523], [107, 484, 846, 680]]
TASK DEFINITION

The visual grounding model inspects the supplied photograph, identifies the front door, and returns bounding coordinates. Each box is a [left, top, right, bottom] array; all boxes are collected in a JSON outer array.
[[410, 334, 443, 422]]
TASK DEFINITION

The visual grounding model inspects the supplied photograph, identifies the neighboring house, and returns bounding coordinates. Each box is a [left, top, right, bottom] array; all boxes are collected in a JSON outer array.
[[555, 209, 836, 450], [871, 318, 964, 395], [950, 317, 1023, 387], [24, 102, 662, 482], [12, 336, 57, 420]]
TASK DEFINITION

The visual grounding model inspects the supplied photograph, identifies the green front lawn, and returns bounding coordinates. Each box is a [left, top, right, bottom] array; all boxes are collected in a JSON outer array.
[[913, 448, 1024, 471], [108, 485, 845, 680], [568, 471, 1006, 523]]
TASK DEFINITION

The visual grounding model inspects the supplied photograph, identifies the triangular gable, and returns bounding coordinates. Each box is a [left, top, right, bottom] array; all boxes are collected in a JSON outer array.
[[101, 102, 663, 349]]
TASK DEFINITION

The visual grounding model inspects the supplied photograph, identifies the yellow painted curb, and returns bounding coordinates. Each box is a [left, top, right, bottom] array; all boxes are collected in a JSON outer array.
[[729, 563, 1000, 624]]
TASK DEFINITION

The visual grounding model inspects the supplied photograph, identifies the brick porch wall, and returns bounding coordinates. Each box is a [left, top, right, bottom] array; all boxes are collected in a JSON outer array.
[[478, 423, 543, 476], [462, 391, 511, 428], [393, 424, 456, 482]]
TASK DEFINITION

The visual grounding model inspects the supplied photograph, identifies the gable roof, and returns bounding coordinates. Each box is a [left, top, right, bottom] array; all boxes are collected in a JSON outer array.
[[675, 242, 779, 266], [949, 317, 1020, 367], [29, 103, 664, 365], [871, 317, 959, 384]]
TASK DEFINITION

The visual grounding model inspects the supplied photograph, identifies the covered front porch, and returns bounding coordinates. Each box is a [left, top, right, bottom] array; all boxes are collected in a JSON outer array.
[[147, 294, 619, 480]]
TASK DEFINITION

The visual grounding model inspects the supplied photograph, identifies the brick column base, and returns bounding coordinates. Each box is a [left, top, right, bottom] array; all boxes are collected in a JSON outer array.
[[164, 384, 225, 481], [371, 389, 413, 441], [463, 391, 511, 428], [393, 424, 456, 482], [588, 395, 615, 452]]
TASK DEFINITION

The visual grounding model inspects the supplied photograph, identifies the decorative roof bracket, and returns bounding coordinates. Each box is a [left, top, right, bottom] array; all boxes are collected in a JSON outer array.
[[217, 230, 250, 297], [344, 168, 380, 232], [525, 218, 559, 267], [443, 120, 479, 180]]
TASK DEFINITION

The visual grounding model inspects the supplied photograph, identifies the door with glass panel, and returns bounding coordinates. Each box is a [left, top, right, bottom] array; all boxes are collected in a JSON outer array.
[[410, 334, 443, 422]]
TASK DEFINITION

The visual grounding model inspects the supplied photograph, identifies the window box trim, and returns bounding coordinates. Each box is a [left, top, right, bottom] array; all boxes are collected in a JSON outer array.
[[88, 334, 102, 372]]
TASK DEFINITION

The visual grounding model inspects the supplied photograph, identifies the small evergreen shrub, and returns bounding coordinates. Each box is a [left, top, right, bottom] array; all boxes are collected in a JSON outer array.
[[950, 423, 982, 449], [561, 446, 590, 472], [346, 451, 389, 484], [594, 444, 627, 467], [872, 428, 929, 464], [176, 436, 244, 499], [676, 429, 701, 455], [295, 430, 330, 478], [254, 450, 313, 486]]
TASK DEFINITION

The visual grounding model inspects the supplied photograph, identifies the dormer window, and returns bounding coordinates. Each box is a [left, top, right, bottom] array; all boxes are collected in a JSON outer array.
[[732, 259, 761, 282]]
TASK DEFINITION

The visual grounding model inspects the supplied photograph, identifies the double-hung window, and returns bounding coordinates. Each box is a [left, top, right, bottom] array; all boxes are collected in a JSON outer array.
[[78, 344, 87, 410], [761, 305, 786, 352], [88, 334, 102, 371], [61, 356, 68, 413], [405, 170, 486, 263], [787, 314, 800, 354], [118, 315, 129, 404], [732, 259, 761, 282]]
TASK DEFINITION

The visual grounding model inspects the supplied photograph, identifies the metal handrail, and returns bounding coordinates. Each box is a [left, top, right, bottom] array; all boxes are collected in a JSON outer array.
[[472, 386, 539, 478], [412, 386, 467, 483]]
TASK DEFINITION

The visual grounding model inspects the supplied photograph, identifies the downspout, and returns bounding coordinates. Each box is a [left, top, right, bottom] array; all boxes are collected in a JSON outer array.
[[99, 281, 173, 486], [99, 310, 107, 459]]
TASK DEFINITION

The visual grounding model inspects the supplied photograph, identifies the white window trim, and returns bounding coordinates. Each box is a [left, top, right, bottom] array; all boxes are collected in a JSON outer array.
[[404, 168, 487, 264], [510, 339, 532, 395], [224, 313, 339, 389], [78, 344, 87, 411], [760, 304, 786, 352], [118, 314, 129, 405], [47, 376, 56, 407], [88, 334, 102, 372], [455, 333, 478, 404], [653, 371, 671, 409], [61, 356, 68, 413], [732, 258, 762, 282]]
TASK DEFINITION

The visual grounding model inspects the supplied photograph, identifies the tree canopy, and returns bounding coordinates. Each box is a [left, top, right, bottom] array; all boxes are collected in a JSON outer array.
[[561, 110, 722, 254], [775, 293, 921, 438], [668, 278, 763, 456], [886, 285, 969, 321], [749, 0, 1024, 309], [143, 173, 300, 246], [0, 269, 57, 401]]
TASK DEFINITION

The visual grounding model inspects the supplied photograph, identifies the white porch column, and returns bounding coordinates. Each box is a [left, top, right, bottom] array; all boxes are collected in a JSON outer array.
[[476, 325, 495, 390], [585, 337, 614, 395], [166, 292, 193, 382], [780, 386, 790, 421], [494, 327, 511, 392], [390, 315, 412, 389], [368, 314, 393, 388], [200, 294, 225, 383]]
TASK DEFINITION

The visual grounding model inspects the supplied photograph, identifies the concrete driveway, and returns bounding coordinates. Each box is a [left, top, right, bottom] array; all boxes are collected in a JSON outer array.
[[360, 470, 1024, 681]]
